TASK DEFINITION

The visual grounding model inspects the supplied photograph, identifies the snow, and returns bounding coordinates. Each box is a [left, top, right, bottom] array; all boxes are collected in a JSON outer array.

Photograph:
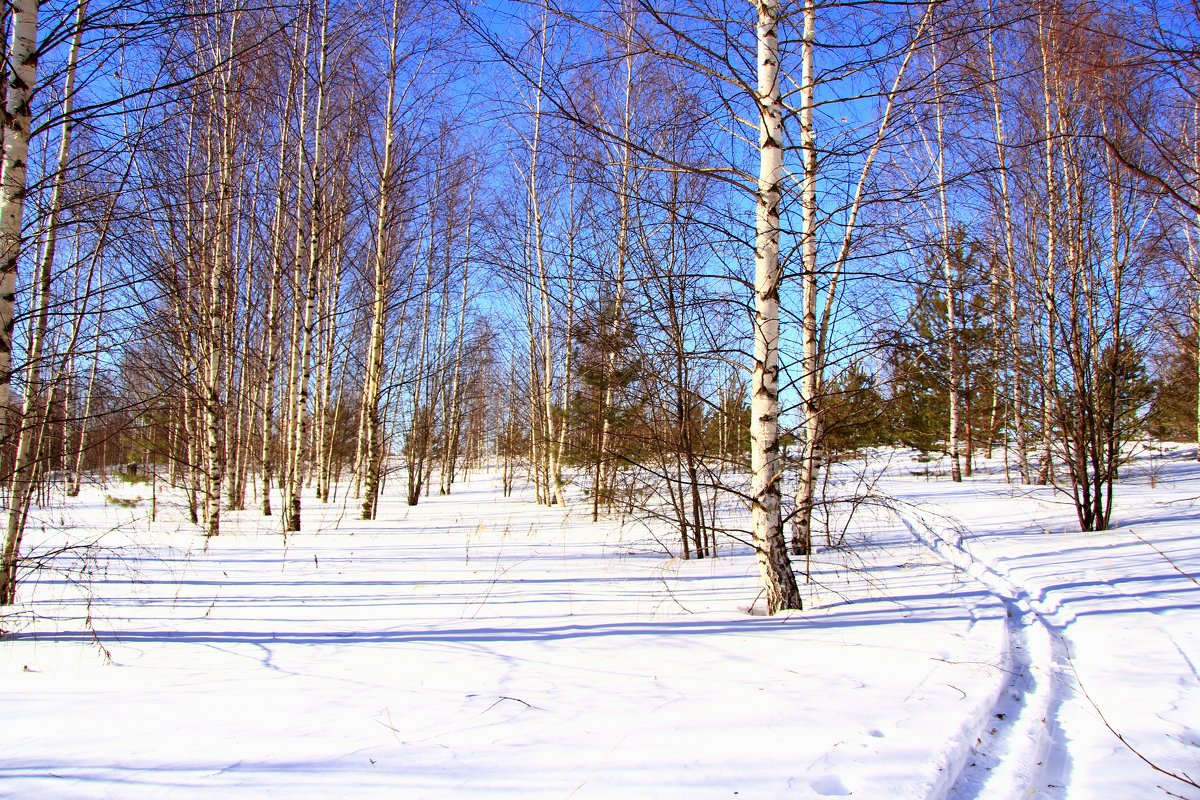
[[2, 449, 1198, 799]]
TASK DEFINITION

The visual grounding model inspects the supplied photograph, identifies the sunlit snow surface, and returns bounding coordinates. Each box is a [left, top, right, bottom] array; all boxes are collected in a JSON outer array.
[[2, 447, 1197, 799]]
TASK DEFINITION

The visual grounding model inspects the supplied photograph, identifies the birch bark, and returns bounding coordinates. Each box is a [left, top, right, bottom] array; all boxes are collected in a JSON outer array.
[[361, 0, 402, 518], [750, 0, 801, 614], [984, 7, 1031, 484], [931, 41, 963, 484], [440, 167, 476, 495], [2, 0, 71, 602], [792, 0, 932, 553], [1036, 10, 1060, 486], [406, 189, 437, 506], [259, 59, 297, 516], [522, 11, 563, 508], [592, 5, 636, 519], [0, 0, 37, 441], [791, 0, 820, 555], [285, 0, 329, 532]]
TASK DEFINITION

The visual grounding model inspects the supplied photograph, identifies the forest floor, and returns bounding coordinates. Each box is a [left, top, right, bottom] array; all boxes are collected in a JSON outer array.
[[0, 446, 1197, 799]]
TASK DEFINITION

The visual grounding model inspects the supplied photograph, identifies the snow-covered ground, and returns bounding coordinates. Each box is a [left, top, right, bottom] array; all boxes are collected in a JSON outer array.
[[1, 448, 1197, 799], [885, 445, 1200, 800]]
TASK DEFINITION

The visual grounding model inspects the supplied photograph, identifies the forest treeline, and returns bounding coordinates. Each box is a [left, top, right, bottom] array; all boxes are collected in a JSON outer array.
[[0, 0, 1196, 611]]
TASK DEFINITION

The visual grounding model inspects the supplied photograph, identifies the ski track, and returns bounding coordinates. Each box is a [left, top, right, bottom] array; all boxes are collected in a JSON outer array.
[[897, 507, 1071, 800]]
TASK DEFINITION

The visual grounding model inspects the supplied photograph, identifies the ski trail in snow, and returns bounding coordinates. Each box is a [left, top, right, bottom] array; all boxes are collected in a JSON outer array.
[[896, 507, 1071, 800]]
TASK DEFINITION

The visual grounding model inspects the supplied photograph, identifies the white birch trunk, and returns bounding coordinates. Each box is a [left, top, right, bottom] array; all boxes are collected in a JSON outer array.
[[441, 168, 476, 496], [555, 163, 577, 505], [361, 0, 401, 518], [931, 42, 963, 484], [984, 7, 1032, 484], [228, 205, 256, 510], [316, 206, 344, 502], [280, 11, 313, 520], [285, 1, 329, 532], [0, 0, 38, 444], [407, 201, 437, 506], [521, 14, 562, 508], [258, 66, 296, 516], [750, 0, 801, 614], [68, 293, 104, 497], [203, 13, 242, 537], [427, 201, 454, 501], [1036, 12, 1059, 486], [2, 0, 83, 602], [798, 0, 933, 552], [791, 0, 820, 557], [593, 6, 637, 518]]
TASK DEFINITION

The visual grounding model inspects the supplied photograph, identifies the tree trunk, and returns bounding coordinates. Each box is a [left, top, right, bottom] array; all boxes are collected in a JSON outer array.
[[750, 0, 801, 614], [798, 0, 932, 551], [285, 1, 329, 532], [1036, 11, 1059, 487], [360, 0, 402, 519], [984, 7, 1031, 483], [258, 66, 297, 517], [0, 0, 38, 449], [441, 167, 476, 496], [2, 0, 84, 602], [407, 200, 437, 506], [791, 0, 821, 557], [929, 40, 963, 484]]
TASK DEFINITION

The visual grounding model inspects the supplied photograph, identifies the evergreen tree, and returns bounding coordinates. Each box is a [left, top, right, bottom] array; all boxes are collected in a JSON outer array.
[[1148, 349, 1198, 442], [822, 364, 891, 454], [882, 231, 999, 460]]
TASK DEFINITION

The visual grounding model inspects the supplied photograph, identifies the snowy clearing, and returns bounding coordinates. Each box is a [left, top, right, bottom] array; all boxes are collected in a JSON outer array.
[[2, 448, 1198, 799]]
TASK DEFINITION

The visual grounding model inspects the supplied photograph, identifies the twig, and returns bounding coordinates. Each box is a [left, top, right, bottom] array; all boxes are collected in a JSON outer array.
[[376, 708, 403, 743], [84, 596, 113, 665], [1131, 530, 1200, 589], [658, 568, 694, 615], [1067, 651, 1198, 791], [483, 696, 533, 713], [934, 657, 1020, 678], [747, 586, 765, 614]]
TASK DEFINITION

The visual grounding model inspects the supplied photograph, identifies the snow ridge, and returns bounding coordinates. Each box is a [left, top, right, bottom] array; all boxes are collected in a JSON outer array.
[[897, 507, 1070, 800]]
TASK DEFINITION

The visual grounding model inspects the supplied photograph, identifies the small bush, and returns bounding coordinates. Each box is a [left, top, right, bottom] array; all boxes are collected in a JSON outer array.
[[106, 495, 141, 508]]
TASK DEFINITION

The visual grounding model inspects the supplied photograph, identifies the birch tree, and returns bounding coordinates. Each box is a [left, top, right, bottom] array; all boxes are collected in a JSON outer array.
[[980, 1, 1032, 483], [258, 39, 299, 517], [359, 0, 405, 519], [439, 162, 478, 496], [788, 0, 934, 554], [2, 0, 90, 600], [749, 0, 802, 612], [284, 0, 330, 532], [0, 0, 37, 449], [1104, 2, 1200, 460]]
